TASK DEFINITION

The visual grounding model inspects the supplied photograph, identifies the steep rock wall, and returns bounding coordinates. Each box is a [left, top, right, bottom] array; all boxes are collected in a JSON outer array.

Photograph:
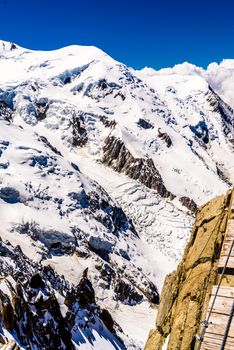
[[102, 135, 174, 199], [145, 189, 233, 350]]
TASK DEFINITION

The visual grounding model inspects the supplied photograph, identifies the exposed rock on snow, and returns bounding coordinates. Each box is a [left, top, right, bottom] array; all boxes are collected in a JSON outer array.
[[179, 196, 198, 213], [0, 239, 127, 350], [102, 135, 174, 199]]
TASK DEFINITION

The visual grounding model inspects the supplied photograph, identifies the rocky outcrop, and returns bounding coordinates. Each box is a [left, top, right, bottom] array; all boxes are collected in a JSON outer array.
[[0, 240, 125, 349], [189, 121, 209, 145], [158, 128, 172, 147], [0, 101, 12, 122], [99, 115, 116, 128], [102, 135, 174, 199], [179, 196, 198, 214], [145, 189, 233, 350], [72, 114, 88, 147], [35, 98, 49, 121], [84, 78, 124, 100]]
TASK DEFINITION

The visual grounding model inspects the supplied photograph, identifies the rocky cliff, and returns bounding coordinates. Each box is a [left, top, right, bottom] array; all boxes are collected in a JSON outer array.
[[145, 189, 233, 350], [0, 239, 127, 349]]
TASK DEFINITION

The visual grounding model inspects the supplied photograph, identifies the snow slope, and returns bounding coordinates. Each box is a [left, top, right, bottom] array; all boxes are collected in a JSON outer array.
[[0, 40, 233, 348]]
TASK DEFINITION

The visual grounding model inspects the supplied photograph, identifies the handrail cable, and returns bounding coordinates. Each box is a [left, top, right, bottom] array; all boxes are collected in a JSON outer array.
[[220, 300, 234, 350]]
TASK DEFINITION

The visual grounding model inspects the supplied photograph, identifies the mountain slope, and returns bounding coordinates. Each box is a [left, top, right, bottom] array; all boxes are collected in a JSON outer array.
[[0, 40, 233, 348]]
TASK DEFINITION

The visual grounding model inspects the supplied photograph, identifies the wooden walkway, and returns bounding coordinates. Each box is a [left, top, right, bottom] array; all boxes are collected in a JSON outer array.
[[201, 194, 234, 350], [201, 286, 234, 349]]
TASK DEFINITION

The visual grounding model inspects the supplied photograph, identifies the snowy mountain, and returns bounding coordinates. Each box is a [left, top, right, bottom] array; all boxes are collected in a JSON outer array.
[[0, 40, 233, 349]]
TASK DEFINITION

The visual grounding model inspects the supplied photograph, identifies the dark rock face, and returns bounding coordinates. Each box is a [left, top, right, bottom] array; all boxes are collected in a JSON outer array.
[[87, 189, 135, 235], [102, 136, 174, 199], [64, 76, 71, 84], [99, 115, 116, 128], [88, 236, 113, 261], [100, 309, 115, 333], [179, 196, 198, 214], [0, 243, 75, 349], [0, 240, 125, 350], [29, 273, 46, 289], [95, 258, 159, 305], [14, 291, 75, 350], [0, 101, 12, 122], [10, 43, 17, 50], [0, 292, 15, 330], [114, 280, 143, 305], [158, 128, 172, 147], [38, 135, 62, 156], [189, 121, 209, 144], [76, 268, 96, 308], [84, 79, 123, 100], [35, 98, 49, 121], [72, 114, 88, 147]]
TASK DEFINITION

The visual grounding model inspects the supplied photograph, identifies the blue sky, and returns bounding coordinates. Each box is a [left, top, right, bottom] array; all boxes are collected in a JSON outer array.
[[1, 0, 234, 69]]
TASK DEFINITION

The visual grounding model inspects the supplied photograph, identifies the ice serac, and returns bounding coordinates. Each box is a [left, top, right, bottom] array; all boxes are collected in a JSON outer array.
[[144, 189, 233, 350]]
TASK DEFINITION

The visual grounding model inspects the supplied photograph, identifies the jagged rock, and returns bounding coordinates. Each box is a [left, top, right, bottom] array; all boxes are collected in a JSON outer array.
[[189, 121, 209, 144], [114, 280, 143, 305], [10, 43, 17, 50], [72, 114, 88, 147], [0, 241, 125, 350], [179, 196, 198, 213], [99, 115, 116, 128], [86, 189, 136, 235], [76, 268, 96, 308], [0, 101, 12, 122], [145, 190, 232, 350], [158, 128, 172, 147], [35, 98, 49, 121], [103, 135, 174, 199], [38, 135, 62, 156], [84, 79, 122, 100]]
